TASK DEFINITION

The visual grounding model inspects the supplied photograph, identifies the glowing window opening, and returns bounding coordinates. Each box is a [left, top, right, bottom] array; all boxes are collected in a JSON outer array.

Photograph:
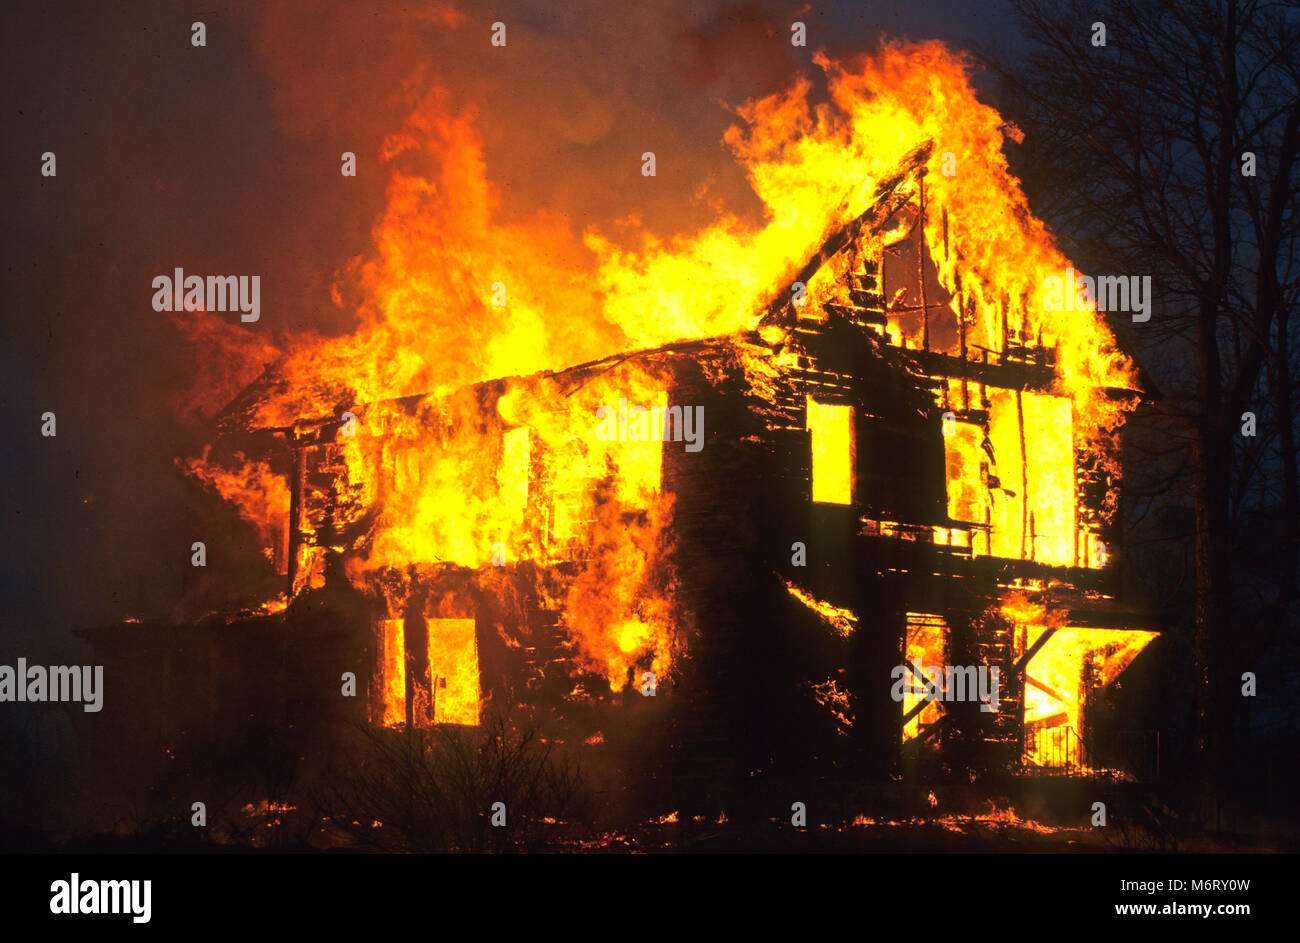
[[807, 398, 854, 505]]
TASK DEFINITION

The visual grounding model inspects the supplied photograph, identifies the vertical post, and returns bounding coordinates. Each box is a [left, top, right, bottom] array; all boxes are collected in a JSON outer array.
[[286, 436, 304, 600], [880, 240, 888, 325], [960, 297, 971, 410], [1017, 624, 1027, 770], [1072, 416, 1080, 569], [980, 349, 988, 409], [405, 630, 414, 732], [917, 178, 929, 352], [1001, 295, 1010, 360], [1017, 388, 1029, 560]]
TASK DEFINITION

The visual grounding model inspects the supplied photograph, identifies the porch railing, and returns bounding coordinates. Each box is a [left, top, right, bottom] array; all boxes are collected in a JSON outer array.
[[1024, 726, 1160, 781]]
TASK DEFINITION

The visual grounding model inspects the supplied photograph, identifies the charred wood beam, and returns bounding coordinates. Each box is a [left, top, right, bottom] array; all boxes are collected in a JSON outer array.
[[1060, 608, 1157, 630], [234, 339, 735, 442], [912, 714, 949, 743], [1026, 712, 1070, 731], [1017, 388, 1030, 560], [902, 694, 938, 726], [899, 347, 1056, 393], [960, 296, 971, 410], [553, 337, 728, 395], [286, 439, 304, 599], [211, 363, 285, 435], [918, 175, 929, 351], [1009, 626, 1058, 679], [851, 534, 1115, 589], [1024, 673, 1071, 705], [888, 301, 951, 314], [903, 658, 946, 707], [979, 350, 989, 409], [759, 140, 934, 329]]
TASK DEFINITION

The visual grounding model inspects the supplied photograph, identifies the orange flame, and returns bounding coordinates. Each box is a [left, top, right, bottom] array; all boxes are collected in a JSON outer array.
[[182, 40, 1138, 698]]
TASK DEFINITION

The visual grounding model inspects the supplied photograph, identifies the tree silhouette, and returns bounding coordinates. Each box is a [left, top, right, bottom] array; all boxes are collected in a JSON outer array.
[[986, 0, 1300, 824]]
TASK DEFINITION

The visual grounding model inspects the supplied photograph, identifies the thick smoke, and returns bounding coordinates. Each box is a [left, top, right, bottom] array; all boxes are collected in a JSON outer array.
[[0, 0, 1007, 642]]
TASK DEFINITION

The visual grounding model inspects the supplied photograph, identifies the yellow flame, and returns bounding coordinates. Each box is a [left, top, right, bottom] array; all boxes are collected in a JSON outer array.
[[184, 40, 1138, 702]]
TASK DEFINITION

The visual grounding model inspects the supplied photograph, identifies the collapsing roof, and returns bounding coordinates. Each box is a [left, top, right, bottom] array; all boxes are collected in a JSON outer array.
[[182, 140, 1158, 779]]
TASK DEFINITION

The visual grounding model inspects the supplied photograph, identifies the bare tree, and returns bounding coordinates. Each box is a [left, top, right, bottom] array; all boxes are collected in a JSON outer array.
[[984, 0, 1300, 824]]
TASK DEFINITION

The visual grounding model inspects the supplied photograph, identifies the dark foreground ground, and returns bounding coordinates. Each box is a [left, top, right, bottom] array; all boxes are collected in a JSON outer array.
[[19, 803, 1296, 854]]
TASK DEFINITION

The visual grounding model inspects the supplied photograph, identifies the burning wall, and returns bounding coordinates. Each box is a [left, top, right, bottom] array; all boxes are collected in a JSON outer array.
[[178, 41, 1157, 777]]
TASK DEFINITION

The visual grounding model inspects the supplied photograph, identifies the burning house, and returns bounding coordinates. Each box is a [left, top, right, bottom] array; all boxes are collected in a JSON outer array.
[[81, 45, 1162, 825]]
